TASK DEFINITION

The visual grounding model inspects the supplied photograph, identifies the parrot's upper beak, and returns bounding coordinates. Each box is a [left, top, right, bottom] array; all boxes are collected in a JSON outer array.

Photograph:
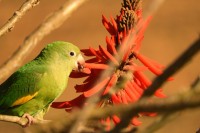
[[71, 54, 91, 76], [74, 54, 85, 72]]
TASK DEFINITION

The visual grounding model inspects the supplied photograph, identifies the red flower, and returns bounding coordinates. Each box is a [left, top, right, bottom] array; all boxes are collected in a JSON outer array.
[[52, 0, 172, 127]]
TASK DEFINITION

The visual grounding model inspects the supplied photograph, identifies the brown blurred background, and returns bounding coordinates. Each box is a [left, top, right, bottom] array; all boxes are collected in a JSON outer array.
[[0, 0, 199, 132]]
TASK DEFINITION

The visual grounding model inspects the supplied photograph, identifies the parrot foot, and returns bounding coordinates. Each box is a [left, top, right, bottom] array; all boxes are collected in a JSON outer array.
[[22, 113, 34, 127]]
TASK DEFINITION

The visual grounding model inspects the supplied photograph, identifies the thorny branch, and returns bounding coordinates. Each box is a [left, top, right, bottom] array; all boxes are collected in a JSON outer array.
[[0, 0, 89, 83], [0, 0, 40, 37]]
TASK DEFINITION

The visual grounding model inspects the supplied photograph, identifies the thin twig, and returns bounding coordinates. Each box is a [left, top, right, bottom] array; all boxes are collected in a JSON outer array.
[[0, 0, 89, 83], [0, 114, 48, 126], [138, 112, 178, 133], [0, 0, 40, 37], [139, 77, 200, 133]]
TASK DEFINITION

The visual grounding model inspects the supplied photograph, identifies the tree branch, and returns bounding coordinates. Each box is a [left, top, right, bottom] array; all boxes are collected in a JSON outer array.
[[0, 114, 48, 127], [110, 37, 200, 132], [138, 112, 179, 133], [101, 83, 200, 121], [0, 0, 89, 83], [142, 37, 200, 97], [30, 78, 200, 133], [0, 0, 40, 37]]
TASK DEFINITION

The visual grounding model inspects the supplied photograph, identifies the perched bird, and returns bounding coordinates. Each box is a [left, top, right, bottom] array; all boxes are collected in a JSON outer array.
[[0, 41, 85, 126]]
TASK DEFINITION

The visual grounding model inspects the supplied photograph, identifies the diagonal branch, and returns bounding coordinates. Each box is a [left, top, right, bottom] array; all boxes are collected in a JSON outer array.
[[110, 38, 200, 132], [142, 37, 200, 97], [0, 0, 89, 83], [0, 0, 40, 37]]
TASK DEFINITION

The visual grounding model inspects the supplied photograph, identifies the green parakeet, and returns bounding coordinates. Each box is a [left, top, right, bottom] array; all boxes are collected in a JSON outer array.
[[0, 41, 85, 126]]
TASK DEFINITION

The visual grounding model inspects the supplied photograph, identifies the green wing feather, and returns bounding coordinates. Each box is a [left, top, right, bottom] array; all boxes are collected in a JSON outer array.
[[0, 61, 45, 108]]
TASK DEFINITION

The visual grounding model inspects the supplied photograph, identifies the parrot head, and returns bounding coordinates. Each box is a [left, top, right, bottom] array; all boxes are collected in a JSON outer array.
[[40, 41, 85, 72]]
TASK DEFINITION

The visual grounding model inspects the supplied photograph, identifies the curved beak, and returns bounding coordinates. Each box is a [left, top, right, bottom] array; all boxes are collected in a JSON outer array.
[[74, 54, 85, 72], [72, 54, 91, 75]]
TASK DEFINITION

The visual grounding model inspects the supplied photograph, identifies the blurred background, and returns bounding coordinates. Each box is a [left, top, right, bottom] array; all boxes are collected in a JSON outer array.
[[0, 0, 199, 132]]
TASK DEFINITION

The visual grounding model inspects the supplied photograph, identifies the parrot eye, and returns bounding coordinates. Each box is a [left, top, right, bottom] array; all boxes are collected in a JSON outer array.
[[70, 51, 76, 57]]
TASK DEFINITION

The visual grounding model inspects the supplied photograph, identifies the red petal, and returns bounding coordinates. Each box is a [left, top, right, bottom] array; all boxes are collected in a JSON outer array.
[[102, 14, 109, 24], [69, 71, 89, 78], [99, 45, 119, 65], [117, 32, 121, 45], [96, 50, 108, 62], [127, 81, 141, 98], [131, 117, 142, 126], [136, 53, 174, 81], [81, 68, 91, 74], [134, 72, 166, 97], [85, 63, 109, 69], [85, 57, 99, 63], [131, 80, 143, 95], [83, 77, 110, 97], [81, 49, 95, 56], [123, 90, 132, 102], [133, 78, 143, 89], [155, 89, 166, 98], [83, 75, 95, 83], [122, 26, 127, 38], [51, 94, 86, 108], [141, 54, 165, 69], [102, 15, 116, 35], [103, 73, 118, 95], [120, 91, 128, 104], [116, 92, 123, 103], [106, 117, 111, 131], [110, 16, 118, 33], [51, 101, 67, 108], [106, 36, 117, 55], [136, 53, 163, 76], [112, 115, 121, 124], [123, 65, 147, 72], [124, 83, 138, 102], [89, 47, 105, 61], [134, 71, 151, 88], [111, 94, 121, 104], [75, 82, 93, 92], [140, 112, 157, 117], [136, 9, 142, 18]]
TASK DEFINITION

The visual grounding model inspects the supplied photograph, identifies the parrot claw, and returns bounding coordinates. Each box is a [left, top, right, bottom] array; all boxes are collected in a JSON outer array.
[[22, 113, 34, 127]]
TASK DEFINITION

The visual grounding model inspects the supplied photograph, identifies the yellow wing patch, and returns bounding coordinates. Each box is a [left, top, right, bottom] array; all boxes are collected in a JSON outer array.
[[11, 92, 38, 107]]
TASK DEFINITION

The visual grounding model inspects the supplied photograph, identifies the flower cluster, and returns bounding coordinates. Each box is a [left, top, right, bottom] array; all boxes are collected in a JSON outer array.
[[52, 0, 170, 126]]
